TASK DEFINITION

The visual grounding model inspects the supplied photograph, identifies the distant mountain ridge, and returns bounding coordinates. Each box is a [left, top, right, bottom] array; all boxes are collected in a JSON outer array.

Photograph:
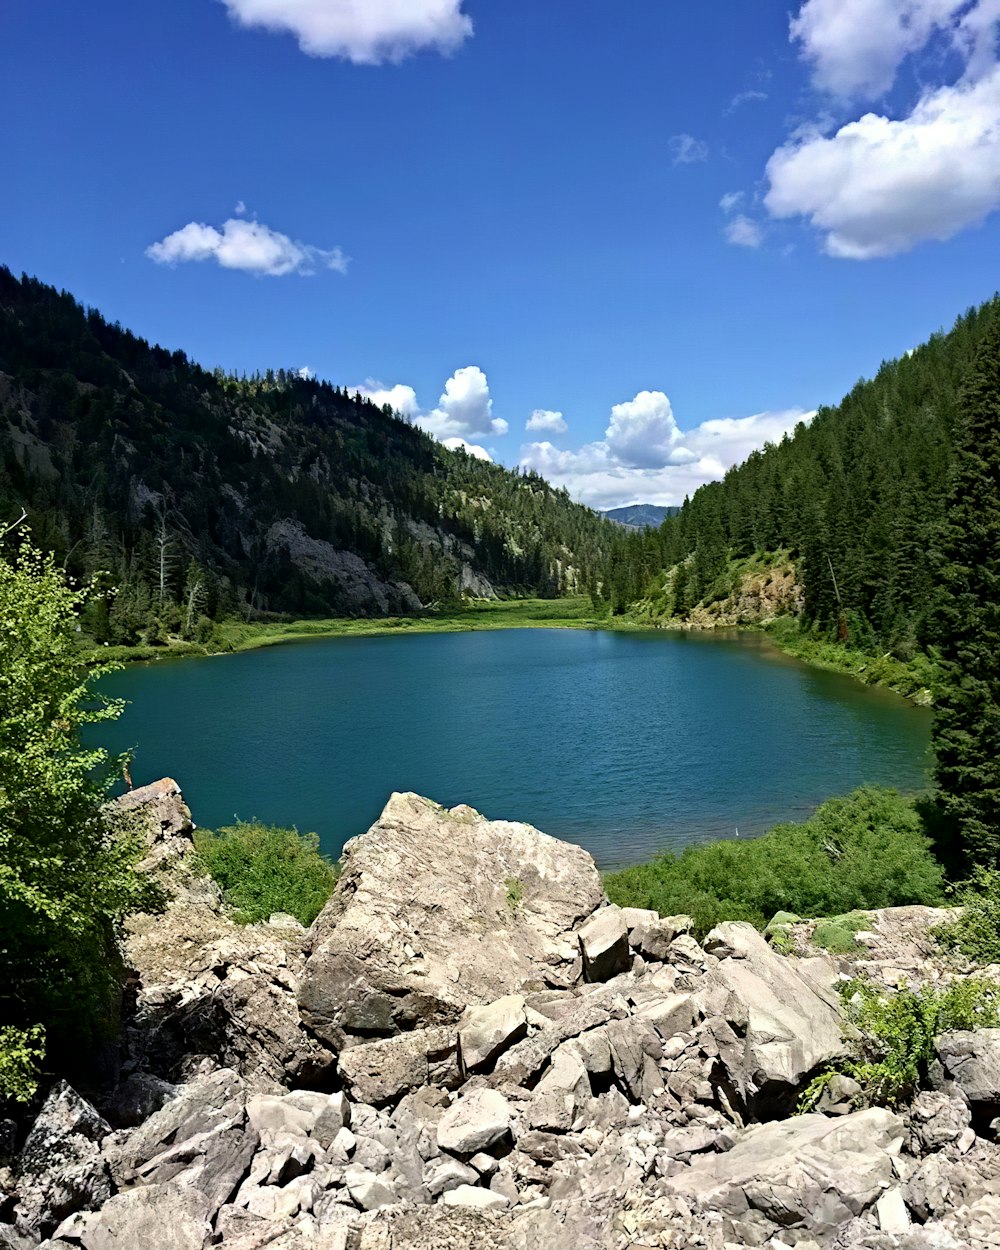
[[0, 266, 625, 643], [603, 504, 679, 529]]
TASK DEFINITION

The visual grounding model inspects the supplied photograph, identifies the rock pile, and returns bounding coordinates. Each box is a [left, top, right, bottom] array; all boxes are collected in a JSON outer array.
[[3, 782, 1000, 1249]]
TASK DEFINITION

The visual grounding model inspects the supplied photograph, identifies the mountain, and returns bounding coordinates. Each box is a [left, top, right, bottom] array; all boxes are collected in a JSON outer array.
[[0, 267, 624, 642], [603, 504, 679, 528], [624, 296, 1000, 654]]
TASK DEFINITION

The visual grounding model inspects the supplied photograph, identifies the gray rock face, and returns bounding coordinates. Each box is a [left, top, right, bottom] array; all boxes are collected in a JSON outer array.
[[79, 1183, 212, 1250], [299, 794, 604, 1049], [699, 921, 846, 1115], [337, 1028, 461, 1106], [664, 1108, 906, 1232], [936, 1029, 1000, 1108], [437, 1090, 512, 1156], [578, 906, 630, 982]]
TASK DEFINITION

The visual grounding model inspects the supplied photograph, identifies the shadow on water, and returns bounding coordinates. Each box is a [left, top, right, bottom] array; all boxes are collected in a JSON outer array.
[[94, 628, 932, 872]]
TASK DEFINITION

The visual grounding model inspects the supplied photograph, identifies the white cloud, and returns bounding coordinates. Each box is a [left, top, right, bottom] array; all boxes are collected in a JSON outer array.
[[789, 0, 969, 98], [356, 380, 420, 419], [234, 200, 247, 215], [765, 66, 1000, 257], [146, 217, 348, 276], [725, 214, 765, 248], [417, 366, 509, 441], [220, 0, 473, 65], [719, 191, 745, 213], [519, 393, 815, 509], [727, 89, 768, 112], [526, 408, 568, 434], [442, 437, 492, 461], [669, 134, 709, 164], [352, 366, 507, 447], [297, 366, 315, 380]]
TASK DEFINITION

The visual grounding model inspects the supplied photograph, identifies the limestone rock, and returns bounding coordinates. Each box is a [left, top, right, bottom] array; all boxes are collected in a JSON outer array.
[[936, 1029, 1000, 1109], [442, 1185, 509, 1209], [698, 921, 845, 1114], [437, 1090, 512, 1155], [338, 1028, 460, 1106], [299, 794, 604, 1049], [578, 906, 630, 982], [80, 1183, 212, 1250], [110, 777, 195, 878], [665, 1108, 905, 1232], [459, 996, 528, 1074]]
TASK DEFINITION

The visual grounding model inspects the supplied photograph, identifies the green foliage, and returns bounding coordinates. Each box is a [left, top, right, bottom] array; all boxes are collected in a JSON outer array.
[[810, 913, 868, 955], [194, 821, 338, 927], [0, 540, 160, 1098], [822, 975, 1000, 1109], [0, 1025, 45, 1105], [605, 787, 945, 937], [934, 868, 1000, 964], [930, 321, 1000, 867], [504, 876, 524, 912]]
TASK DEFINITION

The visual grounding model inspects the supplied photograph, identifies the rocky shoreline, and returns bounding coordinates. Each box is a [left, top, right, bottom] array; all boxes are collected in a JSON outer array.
[[2, 780, 999, 1249]]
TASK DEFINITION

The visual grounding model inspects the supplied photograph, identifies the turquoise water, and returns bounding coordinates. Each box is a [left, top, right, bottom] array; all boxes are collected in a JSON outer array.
[[96, 629, 932, 871]]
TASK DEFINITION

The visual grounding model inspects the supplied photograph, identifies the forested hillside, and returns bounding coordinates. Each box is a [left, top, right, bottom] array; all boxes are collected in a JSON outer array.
[[617, 297, 1000, 658], [0, 268, 624, 643]]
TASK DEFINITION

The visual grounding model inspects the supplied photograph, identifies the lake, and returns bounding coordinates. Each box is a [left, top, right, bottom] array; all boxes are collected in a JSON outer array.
[[96, 628, 932, 871]]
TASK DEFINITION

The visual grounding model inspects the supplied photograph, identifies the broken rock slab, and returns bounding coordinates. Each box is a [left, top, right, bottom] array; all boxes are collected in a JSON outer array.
[[299, 794, 605, 1049], [437, 1089, 512, 1156], [578, 906, 630, 982]]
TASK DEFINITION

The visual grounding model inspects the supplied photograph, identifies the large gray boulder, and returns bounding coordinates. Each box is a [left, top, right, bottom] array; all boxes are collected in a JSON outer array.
[[700, 921, 846, 1114], [79, 1183, 212, 1250], [664, 1108, 906, 1233], [298, 794, 605, 1050], [936, 1028, 1000, 1110]]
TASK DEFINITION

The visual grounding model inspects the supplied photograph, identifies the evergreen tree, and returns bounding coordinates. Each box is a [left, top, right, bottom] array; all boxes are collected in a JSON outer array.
[[931, 323, 1000, 864]]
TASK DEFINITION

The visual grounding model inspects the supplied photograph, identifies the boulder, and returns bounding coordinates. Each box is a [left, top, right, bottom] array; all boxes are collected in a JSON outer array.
[[15, 1083, 111, 1238], [936, 1029, 1000, 1109], [80, 1183, 212, 1250], [578, 906, 630, 982], [110, 777, 195, 878], [664, 1108, 905, 1233], [698, 922, 846, 1115], [459, 996, 528, 1074], [299, 794, 604, 1049], [437, 1090, 512, 1155], [337, 1028, 461, 1106]]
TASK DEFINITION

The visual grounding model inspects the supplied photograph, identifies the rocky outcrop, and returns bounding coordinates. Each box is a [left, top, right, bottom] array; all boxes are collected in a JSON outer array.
[[7, 783, 1000, 1250], [298, 793, 606, 1050]]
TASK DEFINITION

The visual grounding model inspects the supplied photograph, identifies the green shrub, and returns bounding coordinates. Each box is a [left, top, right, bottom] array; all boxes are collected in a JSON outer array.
[[811, 912, 869, 955], [801, 975, 1000, 1110], [195, 821, 338, 927], [934, 868, 1000, 964], [605, 787, 946, 938], [0, 540, 162, 1101]]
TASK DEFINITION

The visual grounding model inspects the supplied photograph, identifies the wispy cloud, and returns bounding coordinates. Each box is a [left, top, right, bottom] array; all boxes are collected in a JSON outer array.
[[669, 133, 710, 164], [146, 216, 348, 277]]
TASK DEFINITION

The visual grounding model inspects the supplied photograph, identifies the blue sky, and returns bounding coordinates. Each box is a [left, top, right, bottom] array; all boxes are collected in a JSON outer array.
[[3, 0, 999, 507]]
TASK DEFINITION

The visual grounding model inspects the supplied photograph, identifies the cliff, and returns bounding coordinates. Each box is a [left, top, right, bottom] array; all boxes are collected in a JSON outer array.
[[2, 781, 998, 1250]]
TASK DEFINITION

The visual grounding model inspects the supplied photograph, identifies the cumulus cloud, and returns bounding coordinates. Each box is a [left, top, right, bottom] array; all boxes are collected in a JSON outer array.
[[356, 380, 420, 420], [146, 217, 348, 276], [669, 134, 709, 164], [442, 437, 492, 461], [418, 366, 509, 441], [719, 191, 745, 213], [725, 214, 765, 248], [765, 66, 1000, 257], [219, 0, 473, 65], [526, 409, 568, 434], [296, 366, 315, 380], [519, 393, 814, 509]]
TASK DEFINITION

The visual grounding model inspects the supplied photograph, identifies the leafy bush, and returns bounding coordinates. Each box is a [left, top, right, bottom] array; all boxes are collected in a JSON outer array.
[[801, 975, 1000, 1110], [934, 868, 1000, 964], [605, 787, 946, 937], [0, 540, 161, 1101], [810, 913, 869, 955], [195, 821, 338, 927]]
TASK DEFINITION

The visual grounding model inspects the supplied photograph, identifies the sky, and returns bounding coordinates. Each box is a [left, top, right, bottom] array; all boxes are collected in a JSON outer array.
[[3, 0, 1000, 509]]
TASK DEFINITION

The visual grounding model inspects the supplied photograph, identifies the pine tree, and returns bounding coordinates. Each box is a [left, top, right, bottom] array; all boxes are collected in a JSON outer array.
[[931, 321, 1000, 864]]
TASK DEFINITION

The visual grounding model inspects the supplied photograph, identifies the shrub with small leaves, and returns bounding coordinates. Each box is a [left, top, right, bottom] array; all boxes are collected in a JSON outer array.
[[194, 821, 338, 927], [934, 868, 1000, 965], [0, 1025, 45, 1105]]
